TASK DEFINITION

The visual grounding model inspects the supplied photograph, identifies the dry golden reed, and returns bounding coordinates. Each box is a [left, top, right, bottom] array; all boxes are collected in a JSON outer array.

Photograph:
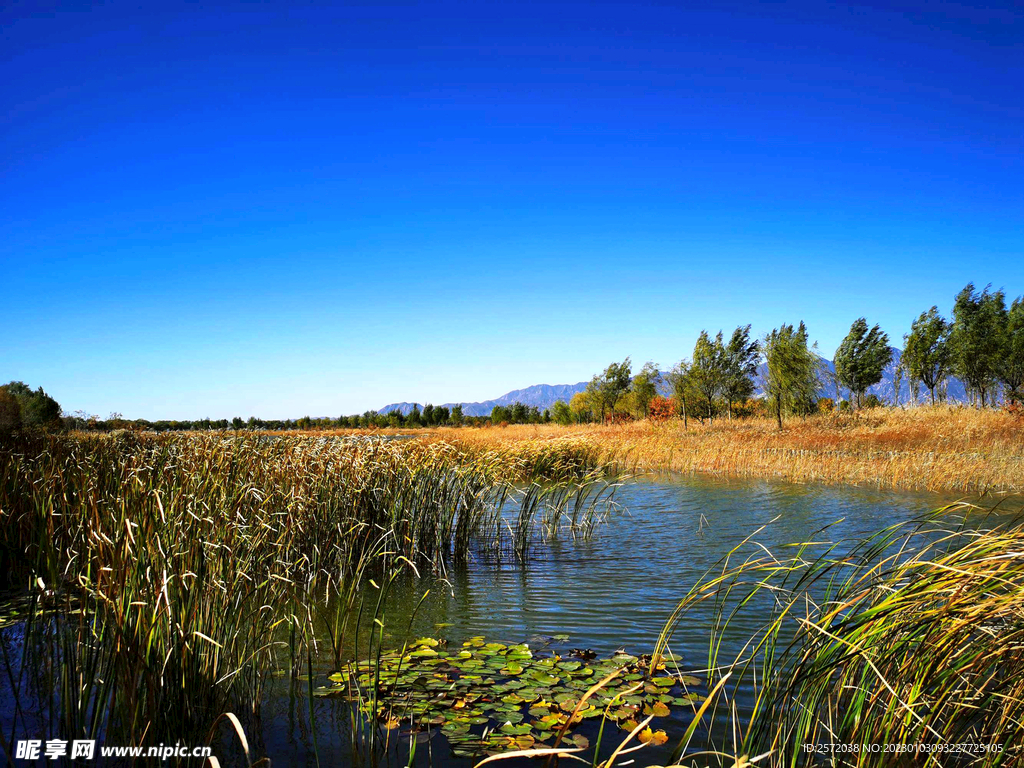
[[418, 406, 1024, 494]]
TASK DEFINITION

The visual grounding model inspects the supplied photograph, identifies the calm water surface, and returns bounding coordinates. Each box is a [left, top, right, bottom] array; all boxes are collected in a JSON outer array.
[[255, 473, 1015, 767]]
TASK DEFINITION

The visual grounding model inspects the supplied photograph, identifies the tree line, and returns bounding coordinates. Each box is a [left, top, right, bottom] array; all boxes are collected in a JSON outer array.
[[549, 282, 1024, 428], [4, 282, 1020, 435], [6, 393, 556, 434], [54, 403, 484, 433]]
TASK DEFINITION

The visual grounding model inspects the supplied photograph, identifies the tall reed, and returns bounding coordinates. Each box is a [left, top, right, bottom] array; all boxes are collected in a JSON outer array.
[[654, 507, 1024, 766], [0, 431, 617, 762]]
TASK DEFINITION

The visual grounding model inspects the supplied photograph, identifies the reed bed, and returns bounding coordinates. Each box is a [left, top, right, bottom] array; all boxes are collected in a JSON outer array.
[[648, 508, 1024, 767], [0, 431, 616, 762], [422, 406, 1024, 494]]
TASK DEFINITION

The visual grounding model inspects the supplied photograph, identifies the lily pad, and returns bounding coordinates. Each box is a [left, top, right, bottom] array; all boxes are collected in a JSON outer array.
[[643, 701, 671, 717], [499, 723, 532, 735], [323, 635, 706, 760], [638, 728, 669, 746]]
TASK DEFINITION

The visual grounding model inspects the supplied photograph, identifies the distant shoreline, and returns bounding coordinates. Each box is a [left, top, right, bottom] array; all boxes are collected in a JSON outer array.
[[406, 408, 1024, 495]]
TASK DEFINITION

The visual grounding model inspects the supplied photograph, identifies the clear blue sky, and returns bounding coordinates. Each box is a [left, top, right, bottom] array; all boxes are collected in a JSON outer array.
[[3, 1, 1021, 419]]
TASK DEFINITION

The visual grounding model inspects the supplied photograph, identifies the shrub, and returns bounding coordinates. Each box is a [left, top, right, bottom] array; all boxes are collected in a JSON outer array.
[[647, 396, 675, 422]]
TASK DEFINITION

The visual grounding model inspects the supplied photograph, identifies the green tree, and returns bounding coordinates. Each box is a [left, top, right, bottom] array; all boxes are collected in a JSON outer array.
[[407, 404, 422, 427], [902, 307, 951, 406], [1, 382, 62, 428], [590, 358, 632, 422], [631, 361, 660, 418], [422, 403, 435, 425], [998, 296, 1024, 404], [667, 361, 691, 430], [568, 392, 594, 423], [434, 405, 450, 425], [722, 325, 759, 419], [450, 404, 465, 426], [763, 322, 819, 429], [491, 404, 510, 424], [509, 401, 529, 423], [950, 283, 1006, 407], [834, 318, 892, 409], [688, 332, 724, 421]]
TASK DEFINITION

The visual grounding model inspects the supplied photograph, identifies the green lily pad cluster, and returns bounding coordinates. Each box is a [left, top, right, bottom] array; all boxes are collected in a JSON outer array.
[[316, 636, 706, 759]]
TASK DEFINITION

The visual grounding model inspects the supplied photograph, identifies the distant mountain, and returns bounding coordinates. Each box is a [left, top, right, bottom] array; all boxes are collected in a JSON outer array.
[[377, 349, 968, 417], [378, 382, 590, 417], [792, 348, 968, 404]]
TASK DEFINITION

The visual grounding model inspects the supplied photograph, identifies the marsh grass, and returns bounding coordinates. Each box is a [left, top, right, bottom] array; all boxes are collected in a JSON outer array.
[[5, 427, 1019, 766], [424, 406, 1024, 494], [651, 505, 1024, 766], [0, 431, 618, 763]]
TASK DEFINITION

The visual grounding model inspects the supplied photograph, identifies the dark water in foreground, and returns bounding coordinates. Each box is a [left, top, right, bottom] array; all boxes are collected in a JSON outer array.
[[254, 474, 1015, 767]]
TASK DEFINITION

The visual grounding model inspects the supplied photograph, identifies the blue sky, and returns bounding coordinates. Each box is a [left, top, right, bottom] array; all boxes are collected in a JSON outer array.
[[3, 1, 1021, 419]]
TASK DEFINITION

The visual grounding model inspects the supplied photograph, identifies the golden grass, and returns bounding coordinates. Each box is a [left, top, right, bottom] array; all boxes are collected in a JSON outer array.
[[416, 406, 1024, 494]]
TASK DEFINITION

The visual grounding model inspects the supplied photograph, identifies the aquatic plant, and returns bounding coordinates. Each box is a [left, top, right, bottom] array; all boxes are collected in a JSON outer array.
[[316, 635, 703, 761], [655, 508, 1024, 766], [0, 431, 619, 762]]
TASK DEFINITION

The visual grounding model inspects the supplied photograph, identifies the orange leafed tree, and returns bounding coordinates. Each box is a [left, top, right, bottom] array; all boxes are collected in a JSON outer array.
[[648, 396, 676, 422]]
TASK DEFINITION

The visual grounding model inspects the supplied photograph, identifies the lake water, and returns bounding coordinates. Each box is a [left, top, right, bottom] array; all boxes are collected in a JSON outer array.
[[253, 473, 1015, 766]]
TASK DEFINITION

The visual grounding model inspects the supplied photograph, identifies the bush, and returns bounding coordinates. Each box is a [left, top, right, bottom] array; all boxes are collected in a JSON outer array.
[[734, 398, 765, 418], [648, 396, 676, 422], [817, 397, 835, 414], [0, 381, 61, 430]]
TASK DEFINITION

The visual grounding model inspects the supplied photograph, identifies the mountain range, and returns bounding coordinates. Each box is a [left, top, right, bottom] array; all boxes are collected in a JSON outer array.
[[378, 349, 967, 417]]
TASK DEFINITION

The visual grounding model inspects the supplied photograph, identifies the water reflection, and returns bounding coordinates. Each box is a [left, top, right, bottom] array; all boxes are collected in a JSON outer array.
[[258, 473, 1016, 766]]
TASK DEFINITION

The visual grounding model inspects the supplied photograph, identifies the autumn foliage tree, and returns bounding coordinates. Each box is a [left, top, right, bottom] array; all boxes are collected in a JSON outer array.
[[647, 396, 675, 422]]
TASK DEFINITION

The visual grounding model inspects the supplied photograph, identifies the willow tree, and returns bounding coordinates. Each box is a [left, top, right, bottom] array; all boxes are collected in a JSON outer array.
[[762, 322, 819, 429], [722, 325, 759, 419], [950, 283, 1005, 407], [902, 307, 951, 405], [998, 297, 1024, 404], [689, 331, 724, 421], [834, 318, 891, 409]]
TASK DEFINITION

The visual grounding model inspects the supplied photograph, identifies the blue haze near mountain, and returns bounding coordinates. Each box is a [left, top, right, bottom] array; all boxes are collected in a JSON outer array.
[[379, 349, 967, 417]]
